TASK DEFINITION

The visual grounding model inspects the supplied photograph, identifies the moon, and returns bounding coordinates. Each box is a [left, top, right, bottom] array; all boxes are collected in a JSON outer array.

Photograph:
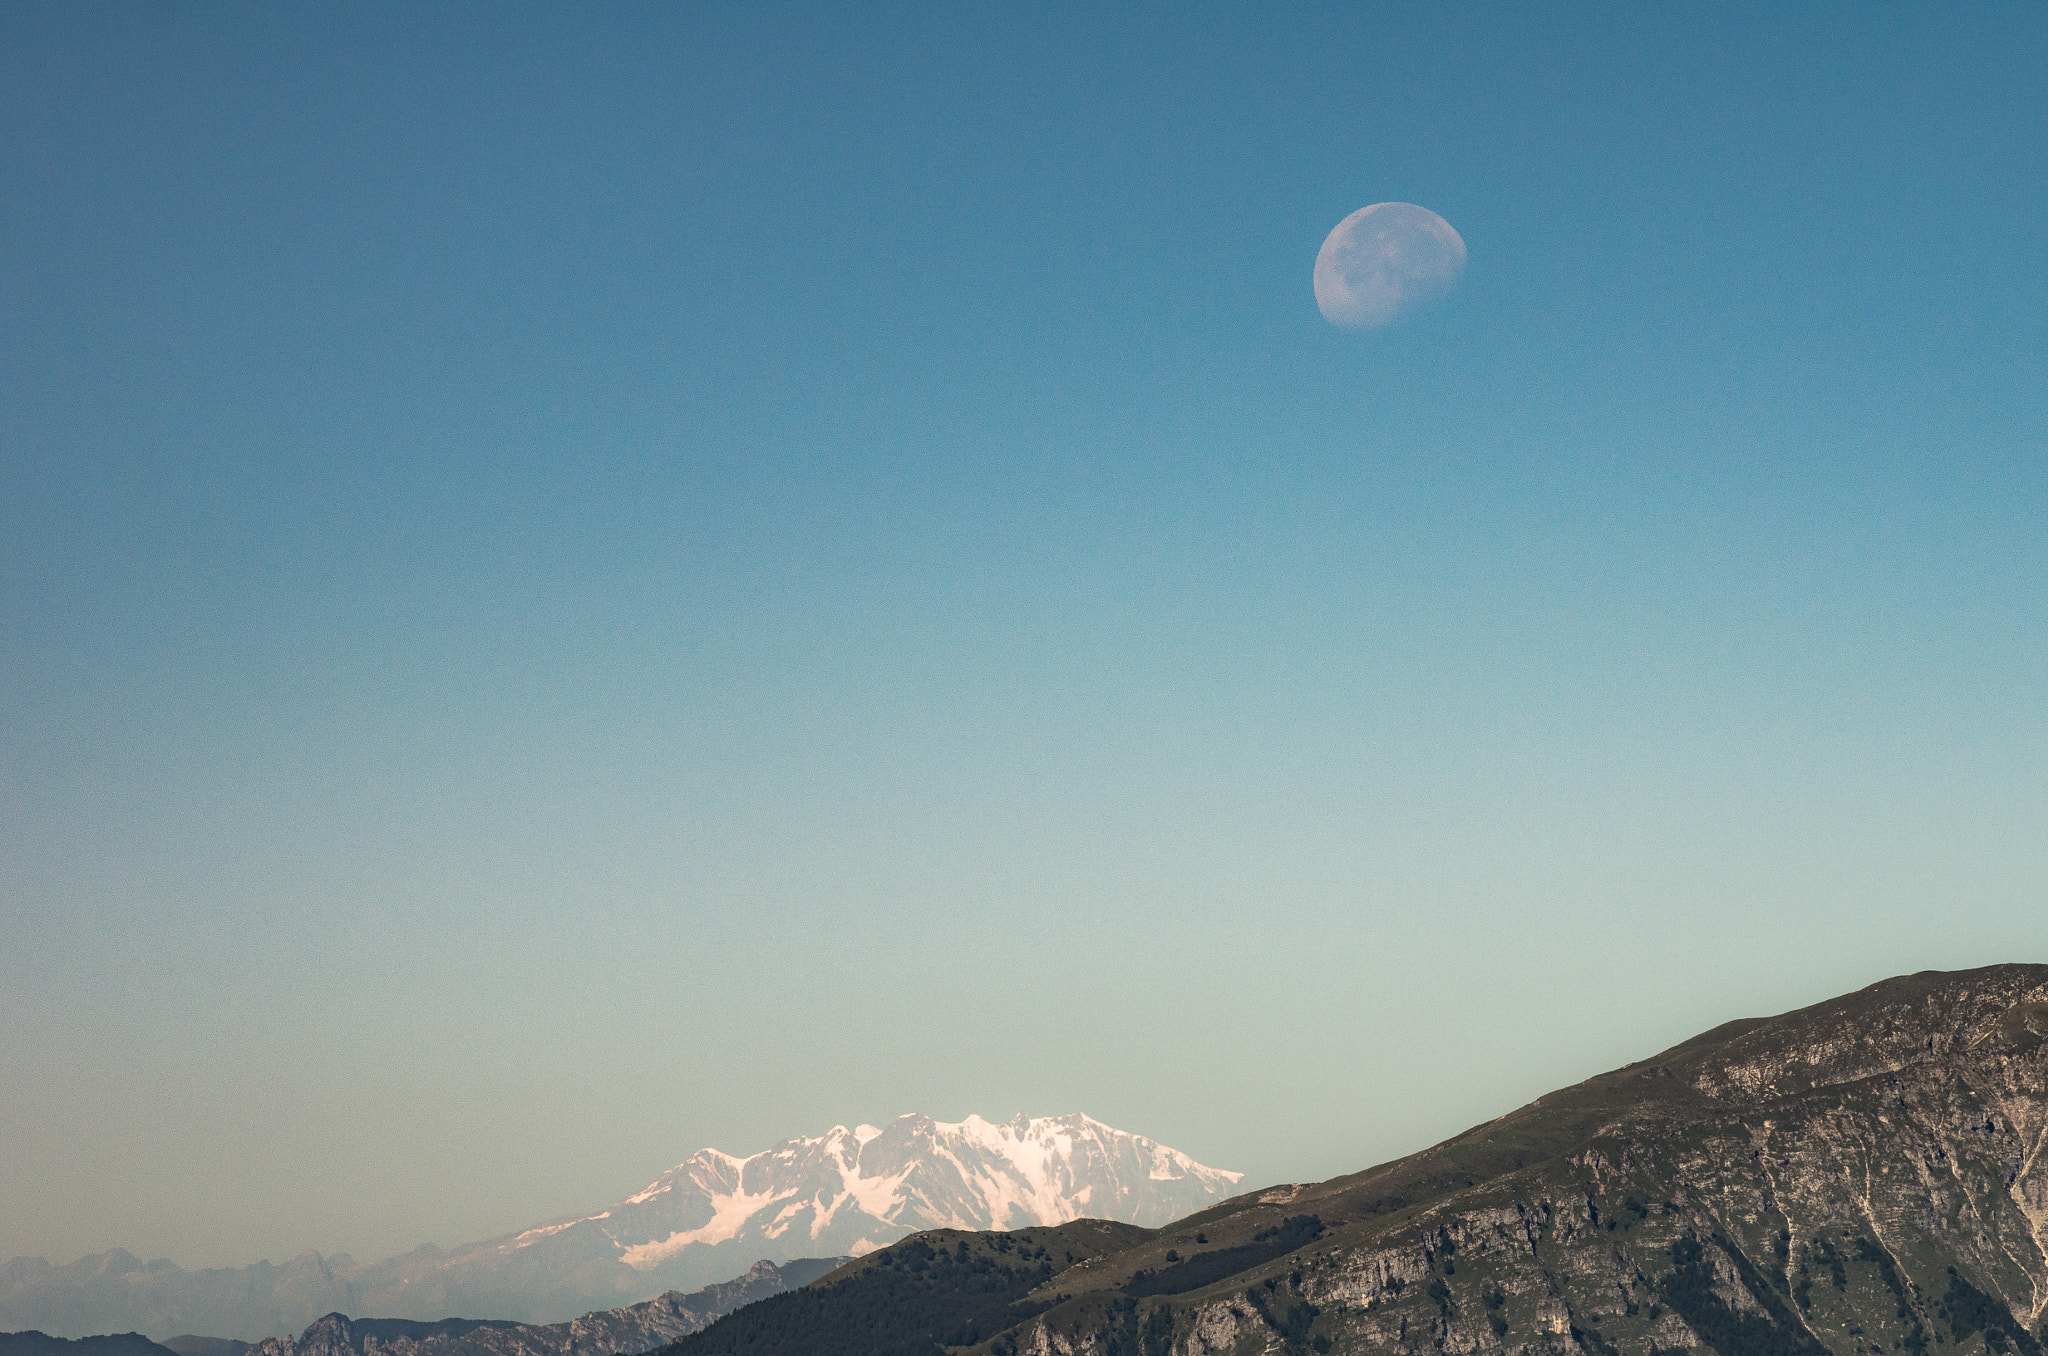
[[1314, 203, 1467, 329]]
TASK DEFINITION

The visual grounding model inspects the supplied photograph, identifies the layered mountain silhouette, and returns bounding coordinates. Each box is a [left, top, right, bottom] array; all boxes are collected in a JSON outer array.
[[0, 1113, 1239, 1340], [0, 1334, 185, 1356], [655, 965, 2048, 1356], [1, 1261, 832, 1356], [239, 1258, 841, 1356]]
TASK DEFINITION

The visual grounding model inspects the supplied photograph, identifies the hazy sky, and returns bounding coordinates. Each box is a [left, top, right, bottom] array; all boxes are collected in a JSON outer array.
[[4, 2, 2046, 1272]]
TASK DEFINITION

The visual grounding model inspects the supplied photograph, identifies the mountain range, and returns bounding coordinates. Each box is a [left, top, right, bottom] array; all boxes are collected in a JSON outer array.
[[241, 1258, 843, 1356], [0, 1259, 835, 1356], [650, 964, 2048, 1356], [0, 1113, 1240, 1340]]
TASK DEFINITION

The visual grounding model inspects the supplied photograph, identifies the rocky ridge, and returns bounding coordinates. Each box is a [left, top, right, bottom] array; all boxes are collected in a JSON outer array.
[[662, 965, 2048, 1356]]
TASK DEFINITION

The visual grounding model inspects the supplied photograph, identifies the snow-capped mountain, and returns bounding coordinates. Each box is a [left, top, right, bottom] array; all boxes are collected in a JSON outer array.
[[529, 1112, 1240, 1275], [0, 1114, 1241, 1339]]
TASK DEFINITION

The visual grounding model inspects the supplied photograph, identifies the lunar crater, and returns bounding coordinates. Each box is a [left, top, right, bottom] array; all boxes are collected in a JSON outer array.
[[1314, 202, 1466, 329]]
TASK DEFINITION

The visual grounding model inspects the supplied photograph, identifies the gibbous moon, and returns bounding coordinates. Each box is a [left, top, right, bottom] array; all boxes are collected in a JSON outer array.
[[1314, 203, 1467, 329]]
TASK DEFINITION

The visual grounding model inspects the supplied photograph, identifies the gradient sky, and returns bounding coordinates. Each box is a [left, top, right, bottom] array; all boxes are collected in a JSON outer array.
[[4, 2, 2046, 1272]]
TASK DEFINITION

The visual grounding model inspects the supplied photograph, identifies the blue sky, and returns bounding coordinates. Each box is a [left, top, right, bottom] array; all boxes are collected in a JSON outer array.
[[3, 2, 2045, 1269]]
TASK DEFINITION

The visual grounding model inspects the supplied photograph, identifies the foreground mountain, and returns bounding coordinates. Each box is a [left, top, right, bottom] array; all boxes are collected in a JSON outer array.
[[0, 1113, 1239, 1339], [656, 965, 2048, 1356], [241, 1259, 841, 1356]]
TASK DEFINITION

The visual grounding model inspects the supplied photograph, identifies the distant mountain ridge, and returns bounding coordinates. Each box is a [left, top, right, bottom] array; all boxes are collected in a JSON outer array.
[[240, 1259, 842, 1356], [158, 1338, 251, 1356], [0, 1334, 181, 1356], [0, 1113, 1239, 1339], [1, 1261, 834, 1356]]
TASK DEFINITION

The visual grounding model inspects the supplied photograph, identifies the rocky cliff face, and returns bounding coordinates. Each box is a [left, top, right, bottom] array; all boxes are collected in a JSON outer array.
[[1, 1113, 1238, 1338], [660, 965, 2048, 1356], [1026, 965, 2048, 1356]]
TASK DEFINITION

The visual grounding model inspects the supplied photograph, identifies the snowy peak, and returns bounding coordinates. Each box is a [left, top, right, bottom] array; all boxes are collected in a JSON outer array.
[[565, 1112, 1240, 1281]]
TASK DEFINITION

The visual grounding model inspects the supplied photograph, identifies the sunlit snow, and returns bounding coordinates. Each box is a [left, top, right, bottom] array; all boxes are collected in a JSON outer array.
[[497, 1113, 1238, 1277]]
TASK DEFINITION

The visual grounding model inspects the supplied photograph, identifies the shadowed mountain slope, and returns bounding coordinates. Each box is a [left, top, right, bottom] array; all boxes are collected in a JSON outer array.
[[655, 965, 2048, 1356], [665, 1221, 1151, 1356]]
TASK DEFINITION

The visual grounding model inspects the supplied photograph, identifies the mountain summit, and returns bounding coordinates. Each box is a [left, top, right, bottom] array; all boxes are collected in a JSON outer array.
[[659, 965, 2048, 1356], [0, 1113, 1239, 1339], [588, 1112, 1241, 1270], [401, 1112, 1238, 1318]]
